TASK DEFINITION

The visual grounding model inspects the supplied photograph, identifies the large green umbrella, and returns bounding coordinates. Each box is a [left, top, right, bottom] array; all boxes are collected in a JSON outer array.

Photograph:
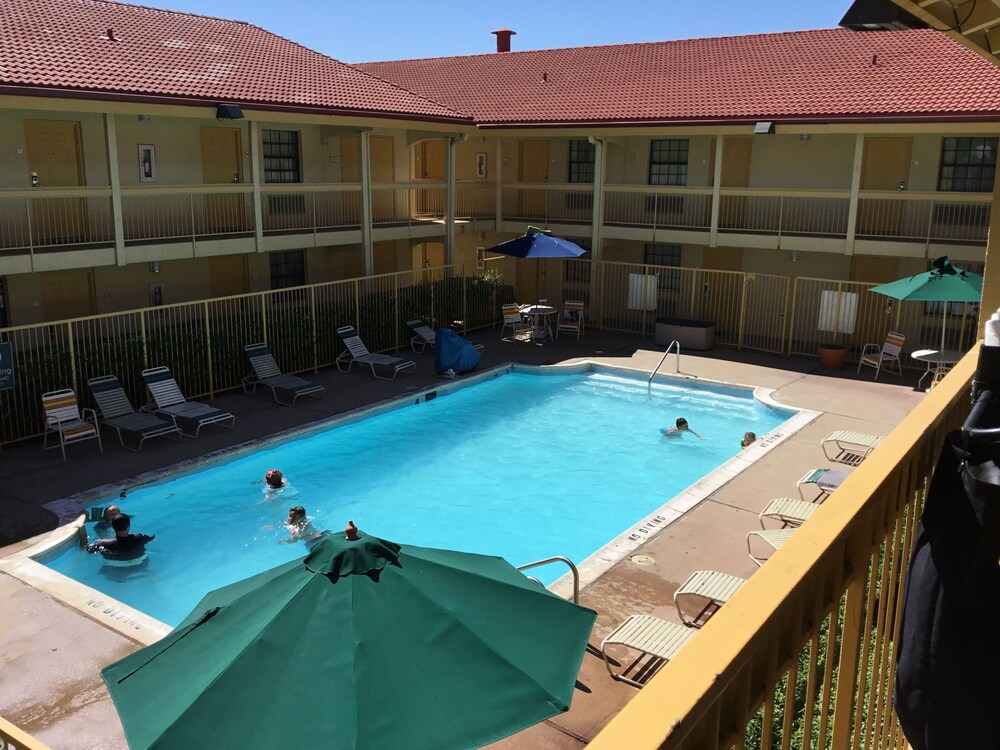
[[101, 529, 597, 750], [868, 256, 983, 351]]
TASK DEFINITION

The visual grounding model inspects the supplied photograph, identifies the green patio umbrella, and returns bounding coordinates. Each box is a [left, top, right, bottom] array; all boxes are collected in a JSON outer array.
[[868, 256, 983, 352], [101, 529, 597, 750]]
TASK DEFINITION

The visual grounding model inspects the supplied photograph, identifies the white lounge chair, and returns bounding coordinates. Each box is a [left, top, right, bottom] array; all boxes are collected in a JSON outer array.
[[556, 300, 585, 341], [747, 528, 797, 567], [42, 388, 103, 461], [335, 326, 416, 380], [88, 375, 181, 451], [601, 614, 698, 688], [500, 304, 531, 343], [141, 366, 236, 438], [821, 430, 884, 467], [673, 570, 746, 627], [406, 320, 484, 354], [242, 343, 325, 406], [797, 468, 851, 502], [758, 497, 819, 529]]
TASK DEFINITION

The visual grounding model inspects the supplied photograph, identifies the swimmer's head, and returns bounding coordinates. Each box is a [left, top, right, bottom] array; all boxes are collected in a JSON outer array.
[[265, 469, 284, 488], [102, 505, 121, 522], [676, 418, 688, 428], [288, 505, 306, 523], [111, 514, 131, 534]]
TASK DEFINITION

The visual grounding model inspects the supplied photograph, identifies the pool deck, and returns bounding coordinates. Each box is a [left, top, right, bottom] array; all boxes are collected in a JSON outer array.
[[0, 330, 928, 749]]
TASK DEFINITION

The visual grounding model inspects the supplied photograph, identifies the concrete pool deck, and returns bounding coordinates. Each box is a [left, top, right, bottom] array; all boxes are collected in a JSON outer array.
[[0, 331, 927, 749]]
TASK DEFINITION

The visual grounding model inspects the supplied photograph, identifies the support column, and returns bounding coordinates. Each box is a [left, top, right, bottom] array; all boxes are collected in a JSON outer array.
[[495, 138, 503, 233], [981, 166, 1000, 326], [103, 114, 126, 266], [587, 137, 606, 311], [444, 135, 466, 266], [360, 131, 374, 277], [709, 136, 724, 248], [845, 134, 865, 256], [249, 119, 265, 253]]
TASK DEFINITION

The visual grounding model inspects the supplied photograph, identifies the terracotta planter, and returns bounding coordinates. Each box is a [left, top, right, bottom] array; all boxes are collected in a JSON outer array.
[[818, 344, 849, 371]]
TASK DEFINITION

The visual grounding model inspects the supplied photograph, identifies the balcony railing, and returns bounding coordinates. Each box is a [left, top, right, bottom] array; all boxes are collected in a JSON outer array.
[[259, 183, 361, 234], [603, 185, 714, 230], [371, 182, 446, 227], [501, 182, 595, 225], [121, 185, 255, 243], [589, 348, 975, 750], [0, 187, 114, 251]]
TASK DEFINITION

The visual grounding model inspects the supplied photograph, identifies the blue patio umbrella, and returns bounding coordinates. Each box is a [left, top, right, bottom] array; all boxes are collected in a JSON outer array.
[[486, 226, 587, 300]]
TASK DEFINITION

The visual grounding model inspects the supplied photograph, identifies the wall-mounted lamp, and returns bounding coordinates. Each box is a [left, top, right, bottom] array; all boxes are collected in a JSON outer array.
[[148, 261, 160, 273], [897, 180, 906, 191], [799, 134, 811, 141], [137, 114, 151, 122], [216, 104, 244, 120], [789, 250, 801, 263], [753, 121, 775, 135]]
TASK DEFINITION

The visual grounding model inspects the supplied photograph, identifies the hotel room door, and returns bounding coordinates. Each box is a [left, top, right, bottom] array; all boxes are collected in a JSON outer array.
[[24, 119, 86, 246], [200, 127, 245, 234], [858, 137, 911, 236], [518, 140, 549, 219]]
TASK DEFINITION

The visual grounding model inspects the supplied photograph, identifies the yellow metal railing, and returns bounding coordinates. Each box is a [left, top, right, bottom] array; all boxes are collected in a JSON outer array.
[[589, 349, 975, 750], [0, 715, 51, 750]]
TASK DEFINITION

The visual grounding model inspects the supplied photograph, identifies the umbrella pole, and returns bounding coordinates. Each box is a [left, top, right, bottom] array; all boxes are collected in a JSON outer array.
[[941, 305, 948, 352]]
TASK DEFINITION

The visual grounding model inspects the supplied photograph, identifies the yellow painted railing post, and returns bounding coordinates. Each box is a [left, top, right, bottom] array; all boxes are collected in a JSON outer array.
[[788, 277, 801, 356], [260, 293, 268, 344], [66, 321, 76, 392], [204, 301, 214, 398], [737, 274, 749, 351], [309, 284, 318, 372], [139, 310, 149, 369]]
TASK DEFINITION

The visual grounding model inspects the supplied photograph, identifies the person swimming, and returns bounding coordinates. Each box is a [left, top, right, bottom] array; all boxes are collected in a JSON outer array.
[[86, 514, 154, 566], [279, 506, 329, 551], [741, 431, 757, 448], [661, 417, 704, 440], [259, 469, 297, 503]]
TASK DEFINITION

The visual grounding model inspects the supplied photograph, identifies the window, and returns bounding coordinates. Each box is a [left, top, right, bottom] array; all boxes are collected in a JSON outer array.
[[568, 140, 595, 183], [648, 140, 689, 186], [269, 250, 305, 289], [938, 137, 997, 192], [263, 129, 301, 184], [644, 243, 682, 290]]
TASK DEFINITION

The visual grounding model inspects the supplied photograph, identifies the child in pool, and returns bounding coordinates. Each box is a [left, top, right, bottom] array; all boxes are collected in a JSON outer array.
[[741, 431, 757, 448], [661, 417, 704, 440], [279, 506, 329, 551]]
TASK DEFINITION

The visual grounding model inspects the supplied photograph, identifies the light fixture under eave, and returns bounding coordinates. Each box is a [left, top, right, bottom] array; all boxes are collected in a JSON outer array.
[[137, 114, 150, 122], [216, 104, 244, 120], [754, 121, 775, 135], [148, 261, 160, 273]]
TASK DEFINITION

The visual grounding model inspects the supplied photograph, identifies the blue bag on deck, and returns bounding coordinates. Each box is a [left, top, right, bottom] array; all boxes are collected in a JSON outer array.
[[434, 327, 481, 375]]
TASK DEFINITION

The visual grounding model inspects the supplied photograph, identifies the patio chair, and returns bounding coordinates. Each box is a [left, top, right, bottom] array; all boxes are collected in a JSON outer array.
[[601, 614, 698, 688], [141, 366, 236, 438], [42, 388, 103, 461], [758, 497, 819, 529], [335, 326, 416, 380], [556, 300, 585, 341], [857, 331, 905, 380], [797, 468, 851, 502], [242, 343, 325, 406], [821, 430, 885, 467], [500, 304, 531, 343], [673, 570, 746, 627], [747, 528, 797, 567], [406, 320, 484, 355], [87, 375, 182, 451]]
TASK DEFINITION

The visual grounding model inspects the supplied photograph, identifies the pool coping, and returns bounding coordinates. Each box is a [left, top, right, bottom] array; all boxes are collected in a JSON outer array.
[[0, 361, 819, 646]]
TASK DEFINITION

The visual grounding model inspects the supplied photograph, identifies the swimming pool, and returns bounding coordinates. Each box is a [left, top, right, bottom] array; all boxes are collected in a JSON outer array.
[[40, 367, 794, 626]]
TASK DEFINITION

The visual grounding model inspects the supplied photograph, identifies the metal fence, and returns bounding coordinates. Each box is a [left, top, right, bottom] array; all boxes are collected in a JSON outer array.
[[0, 258, 978, 445]]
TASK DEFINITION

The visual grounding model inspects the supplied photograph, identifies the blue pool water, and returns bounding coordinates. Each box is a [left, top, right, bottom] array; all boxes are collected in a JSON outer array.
[[42, 370, 792, 626]]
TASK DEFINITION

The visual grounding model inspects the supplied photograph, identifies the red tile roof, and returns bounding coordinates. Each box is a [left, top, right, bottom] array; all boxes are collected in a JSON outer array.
[[358, 28, 1000, 127], [0, 0, 468, 122]]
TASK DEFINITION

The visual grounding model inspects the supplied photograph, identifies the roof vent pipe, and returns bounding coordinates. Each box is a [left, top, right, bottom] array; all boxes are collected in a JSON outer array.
[[492, 28, 516, 53]]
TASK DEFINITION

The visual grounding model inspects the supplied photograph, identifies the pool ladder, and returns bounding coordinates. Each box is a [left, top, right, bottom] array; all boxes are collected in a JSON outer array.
[[517, 556, 581, 603], [648, 339, 681, 387]]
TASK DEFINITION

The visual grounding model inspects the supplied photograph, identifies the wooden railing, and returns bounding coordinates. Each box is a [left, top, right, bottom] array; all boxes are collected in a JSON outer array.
[[589, 350, 976, 750]]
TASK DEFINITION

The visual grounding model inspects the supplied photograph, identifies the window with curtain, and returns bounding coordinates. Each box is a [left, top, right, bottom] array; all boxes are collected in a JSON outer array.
[[269, 249, 305, 289], [937, 137, 997, 192], [263, 129, 304, 215], [648, 140, 689, 185]]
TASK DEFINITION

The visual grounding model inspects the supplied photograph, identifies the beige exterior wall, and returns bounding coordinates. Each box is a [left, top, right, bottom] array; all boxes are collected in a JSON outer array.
[[0, 109, 110, 189]]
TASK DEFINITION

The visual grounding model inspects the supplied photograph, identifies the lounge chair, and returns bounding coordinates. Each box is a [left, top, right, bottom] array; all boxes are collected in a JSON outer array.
[[857, 331, 905, 380], [600, 614, 697, 688], [797, 467, 851, 502], [88, 375, 182, 451], [335, 326, 416, 380], [821, 430, 884, 467], [747, 528, 797, 567], [42, 388, 103, 461], [141, 366, 236, 438], [406, 320, 484, 355], [758, 497, 819, 529], [242, 343, 325, 406], [673, 570, 746, 627]]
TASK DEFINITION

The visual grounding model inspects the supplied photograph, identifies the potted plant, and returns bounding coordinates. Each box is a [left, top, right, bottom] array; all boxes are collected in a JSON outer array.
[[816, 289, 858, 370]]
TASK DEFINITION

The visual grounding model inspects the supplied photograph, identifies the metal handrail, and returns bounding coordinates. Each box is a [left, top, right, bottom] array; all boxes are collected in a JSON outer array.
[[516, 556, 581, 603], [648, 339, 681, 386]]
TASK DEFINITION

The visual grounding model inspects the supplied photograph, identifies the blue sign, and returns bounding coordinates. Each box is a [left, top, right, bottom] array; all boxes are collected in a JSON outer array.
[[0, 342, 14, 391]]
